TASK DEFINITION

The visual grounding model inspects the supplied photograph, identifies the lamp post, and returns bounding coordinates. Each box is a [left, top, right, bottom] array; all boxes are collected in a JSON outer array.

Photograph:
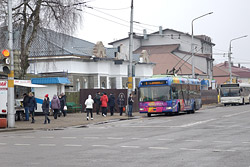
[[228, 35, 248, 83], [191, 12, 213, 78]]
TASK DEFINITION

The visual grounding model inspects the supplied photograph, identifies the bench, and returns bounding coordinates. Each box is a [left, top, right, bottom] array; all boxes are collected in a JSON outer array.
[[66, 102, 82, 113]]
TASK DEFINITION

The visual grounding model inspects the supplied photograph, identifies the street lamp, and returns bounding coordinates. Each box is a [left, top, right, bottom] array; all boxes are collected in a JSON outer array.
[[191, 12, 213, 78], [228, 35, 248, 83]]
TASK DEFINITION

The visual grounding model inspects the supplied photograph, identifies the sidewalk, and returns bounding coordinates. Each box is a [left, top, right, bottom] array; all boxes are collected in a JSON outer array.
[[0, 104, 220, 132], [0, 111, 143, 132]]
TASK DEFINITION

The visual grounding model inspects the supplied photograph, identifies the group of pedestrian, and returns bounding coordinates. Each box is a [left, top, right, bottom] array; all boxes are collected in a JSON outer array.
[[23, 92, 67, 124], [84, 92, 134, 120]]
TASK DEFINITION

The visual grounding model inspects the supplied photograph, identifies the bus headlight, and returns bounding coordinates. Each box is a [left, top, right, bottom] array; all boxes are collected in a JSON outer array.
[[140, 108, 144, 111], [166, 107, 172, 110]]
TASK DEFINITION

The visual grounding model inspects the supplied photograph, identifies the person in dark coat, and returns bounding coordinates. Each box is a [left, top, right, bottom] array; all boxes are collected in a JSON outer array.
[[128, 93, 134, 117], [23, 93, 30, 121], [108, 93, 115, 116], [59, 94, 66, 117], [51, 94, 61, 119], [42, 94, 50, 124], [117, 93, 126, 116], [28, 92, 37, 123], [94, 92, 101, 115]]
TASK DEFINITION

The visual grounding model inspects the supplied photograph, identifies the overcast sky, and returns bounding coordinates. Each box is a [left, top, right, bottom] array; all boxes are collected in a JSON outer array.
[[75, 0, 250, 67]]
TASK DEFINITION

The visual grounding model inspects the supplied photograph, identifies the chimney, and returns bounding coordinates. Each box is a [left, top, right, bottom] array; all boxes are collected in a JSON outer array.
[[143, 29, 148, 39], [238, 63, 241, 68]]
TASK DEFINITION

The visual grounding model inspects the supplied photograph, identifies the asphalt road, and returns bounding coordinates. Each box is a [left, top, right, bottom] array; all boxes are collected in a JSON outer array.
[[0, 105, 250, 167]]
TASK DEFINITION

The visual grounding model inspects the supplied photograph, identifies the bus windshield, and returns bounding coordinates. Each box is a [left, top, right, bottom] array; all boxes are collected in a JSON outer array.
[[221, 87, 240, 97], [139, 86, 171, 102]]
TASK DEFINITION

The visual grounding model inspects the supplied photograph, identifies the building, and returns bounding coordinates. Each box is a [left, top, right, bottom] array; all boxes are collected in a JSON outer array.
[[0, 27, 154, 91], [109, 28, 215, 80], [214, 61, 250, 84]]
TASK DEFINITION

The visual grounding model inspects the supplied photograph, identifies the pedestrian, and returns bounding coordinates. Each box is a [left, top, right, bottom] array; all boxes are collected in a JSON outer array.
[[85, 95, 94, 120], [28, 92, 37, 123], [59, 94, 66, 117], [108, 93, 115, 116], [128, 93, 134, 117], [100, 92, 108, 117], [94, 91, 101, 115], [42, 94, 50, 124], [117, 93, 125, 116], [23, 93, 30, 121], [51, 94, 61, 119]]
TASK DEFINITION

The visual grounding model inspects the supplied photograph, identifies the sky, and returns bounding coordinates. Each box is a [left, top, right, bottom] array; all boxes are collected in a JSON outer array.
[[75, 0, 250, 67]]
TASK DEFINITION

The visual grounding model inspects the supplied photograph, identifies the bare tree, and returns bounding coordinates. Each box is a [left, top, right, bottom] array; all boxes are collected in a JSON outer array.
[[0, 0, 86, 78]]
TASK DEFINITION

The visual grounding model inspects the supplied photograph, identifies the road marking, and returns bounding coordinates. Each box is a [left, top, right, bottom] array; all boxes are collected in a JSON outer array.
[[222, 111, 249, 118], [180, 148, 201, 151], [157, 139, 174, 141], [64, 144, 82, 147], [41, 137, 55, 139], [14, 144, 30, 146], [84, 137, 99, 139], [213, 141, 232, 144], [0, 143, 7, 145], [213, 149, 236, 152], [92, 145, 109, 147], [179, 119, 216, 128], [61, 137, 77, 139], [39, 144, 56, 146], [121, 146, 140, 148], [242, 142, 250, 144], [22, 136, 35, 139], [185, 140, 202, 142], [131, 138, 148, 140], [149, 147, 169, 150], [107, 137, 123, 140]]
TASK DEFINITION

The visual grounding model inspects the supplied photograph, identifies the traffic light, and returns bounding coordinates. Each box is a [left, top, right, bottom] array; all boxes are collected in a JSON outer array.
[[1, 49, 10, 74]]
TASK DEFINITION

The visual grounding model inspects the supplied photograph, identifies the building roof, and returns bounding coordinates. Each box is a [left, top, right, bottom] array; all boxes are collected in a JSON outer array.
[[109, 28, 215, 46], [31, 77, 71, 84], [215, 62, 250, 78], [133, 44, 203, 75]]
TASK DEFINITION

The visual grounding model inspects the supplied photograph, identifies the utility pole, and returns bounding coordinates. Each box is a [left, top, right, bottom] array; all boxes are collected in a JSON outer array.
[[7, 0, 15, 128], [228, 35, 248, 83], [128, 0, 134, 96]]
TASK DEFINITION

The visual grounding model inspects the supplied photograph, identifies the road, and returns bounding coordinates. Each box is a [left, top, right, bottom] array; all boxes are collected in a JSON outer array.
[[0, 105, 250, 167]]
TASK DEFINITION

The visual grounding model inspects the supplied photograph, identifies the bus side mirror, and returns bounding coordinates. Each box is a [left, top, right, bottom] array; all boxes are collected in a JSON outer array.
[[134, 88, 137, 95]]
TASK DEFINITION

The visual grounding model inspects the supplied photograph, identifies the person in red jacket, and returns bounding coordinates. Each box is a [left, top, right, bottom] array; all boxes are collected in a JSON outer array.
[[100, 92, 108, 117]]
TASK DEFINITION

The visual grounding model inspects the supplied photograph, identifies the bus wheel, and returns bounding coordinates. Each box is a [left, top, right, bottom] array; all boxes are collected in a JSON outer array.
[[224, 104, 227, 106], [242, 99, 245, 105], [147, 113, 151, 117], [191, 103, 196, 114]]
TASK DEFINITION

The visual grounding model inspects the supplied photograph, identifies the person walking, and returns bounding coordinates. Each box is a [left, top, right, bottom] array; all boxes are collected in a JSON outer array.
[[85, 95, 94, 120], [23, 93, 30, 121], [128, 93, 134, 117], [51, 94, 61, 119], [108, 93, 115, 116], [94, 92, 101, 115], [59, 94, 66, 117], [117, 93, 125, 116], [42, 94, 50, 124], [28, 92, 37, 123], [100, 92, 108, 117]]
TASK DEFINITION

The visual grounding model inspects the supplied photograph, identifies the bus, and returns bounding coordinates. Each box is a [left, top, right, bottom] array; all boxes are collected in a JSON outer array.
[[138, 76, 202, 117], [220, 83, 250, 106]]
